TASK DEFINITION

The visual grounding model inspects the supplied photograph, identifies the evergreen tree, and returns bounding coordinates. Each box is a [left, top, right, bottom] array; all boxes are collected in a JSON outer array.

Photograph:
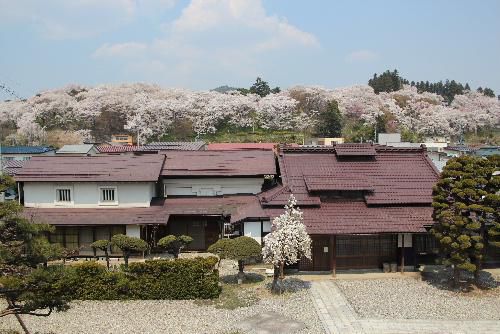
[[249, 77, 271, 97], [482, 87, 495, 98], [431, 155, 499, 287], [315, 100, 343, 137]]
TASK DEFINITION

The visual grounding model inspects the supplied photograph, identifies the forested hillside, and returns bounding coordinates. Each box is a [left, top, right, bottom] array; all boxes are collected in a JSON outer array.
[[1, 75, 499, 147]]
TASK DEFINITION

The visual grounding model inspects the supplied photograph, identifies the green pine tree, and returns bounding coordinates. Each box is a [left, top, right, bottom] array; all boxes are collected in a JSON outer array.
[[431, 155, 499, 287]]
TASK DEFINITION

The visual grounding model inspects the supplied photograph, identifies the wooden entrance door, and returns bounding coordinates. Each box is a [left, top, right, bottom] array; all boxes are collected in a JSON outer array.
[[300, 236, 331, 271]]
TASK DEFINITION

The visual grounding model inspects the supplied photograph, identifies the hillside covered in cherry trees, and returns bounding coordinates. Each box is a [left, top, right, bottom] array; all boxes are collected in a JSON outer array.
[[0, 82, 499, 146]]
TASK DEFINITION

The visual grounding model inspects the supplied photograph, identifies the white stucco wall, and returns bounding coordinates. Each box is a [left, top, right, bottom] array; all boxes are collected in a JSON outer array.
[[163, 177, 264, 196], [23, 182, 155, 208], [126, 225, 141, 238], [244, 221, 263, 244], [243, 220, 271, 245]]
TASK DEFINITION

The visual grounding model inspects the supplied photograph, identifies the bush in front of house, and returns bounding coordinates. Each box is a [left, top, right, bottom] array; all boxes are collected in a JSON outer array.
[[127, 256, 220, 299], [62, 256, 220, 300], [158, 235, 194, 258], [111, 234, 148, 268], [208, 236, 262, 280]]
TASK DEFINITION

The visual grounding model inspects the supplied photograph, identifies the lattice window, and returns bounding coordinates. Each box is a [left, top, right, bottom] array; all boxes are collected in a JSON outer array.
[[56, 188, 71, 202]]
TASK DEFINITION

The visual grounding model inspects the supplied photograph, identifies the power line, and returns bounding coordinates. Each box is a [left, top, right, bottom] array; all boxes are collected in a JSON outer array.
[[0, 81, 23, 100]]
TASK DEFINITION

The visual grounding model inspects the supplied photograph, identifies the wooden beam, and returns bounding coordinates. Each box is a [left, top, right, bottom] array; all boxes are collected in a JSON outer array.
[[400, 234, 405, 274], [332, 235, 337, 277]]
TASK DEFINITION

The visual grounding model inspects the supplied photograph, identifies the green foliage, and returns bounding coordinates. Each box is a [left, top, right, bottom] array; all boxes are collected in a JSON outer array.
[[0, 202, 68, 318], [0, 175, 15, 193], [158, 235, 193, 258], [249, 77, 279, 97], [111, 234, 148, 268], [208, 236, 261, 275], [207, 238, 234, 259], [63, 257, 220, 300], [229, 237, 262, 262], [368, 69, 406, 94], [431, 155, 500, 284], [91, 239, 110, 251], [315, 100, 343, 137]]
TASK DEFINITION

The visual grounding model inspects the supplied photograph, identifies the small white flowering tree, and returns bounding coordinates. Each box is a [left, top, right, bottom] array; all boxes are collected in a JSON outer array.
[[262, 194, 312, 294]]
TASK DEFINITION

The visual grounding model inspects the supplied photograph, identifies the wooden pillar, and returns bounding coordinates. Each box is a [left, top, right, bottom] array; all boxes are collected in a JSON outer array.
[[400, 234, 405, 274], [331, 235, 337, 277]]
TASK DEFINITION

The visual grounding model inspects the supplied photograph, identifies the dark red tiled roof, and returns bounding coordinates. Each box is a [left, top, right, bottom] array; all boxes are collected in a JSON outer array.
[[261, 201, 433, 234], [24, 195, 262, 226], [161, 150, 276, 177], [265, 145, 438, 206], [304, 175, 374, 191], [334, 143, 377, 156], [24, 206, 168, 226], [16, 155, 165, 182]]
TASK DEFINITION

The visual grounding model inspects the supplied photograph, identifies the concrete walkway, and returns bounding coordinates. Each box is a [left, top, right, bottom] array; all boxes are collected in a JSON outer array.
[[310, 280, 500, 334]]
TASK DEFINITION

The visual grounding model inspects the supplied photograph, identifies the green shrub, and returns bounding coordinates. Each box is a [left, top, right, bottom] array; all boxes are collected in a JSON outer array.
[[91, 239, 111, 268], [208, 237, 261, 276], [61, 257, 220, 300], [158, 235, 193, 258], [111, 234, 148, 268]]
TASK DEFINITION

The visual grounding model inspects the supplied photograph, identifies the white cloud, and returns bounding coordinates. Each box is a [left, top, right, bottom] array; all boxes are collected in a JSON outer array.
[[92, 0, 319, 86], [0, 0, 176, 39], [93, 42, 148, 58], [346, 50, 379, 63]]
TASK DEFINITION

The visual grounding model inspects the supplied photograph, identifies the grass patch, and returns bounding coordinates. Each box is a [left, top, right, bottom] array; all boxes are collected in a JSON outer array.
[[220, 273, 266, 285], [195, 284, 259, 310]]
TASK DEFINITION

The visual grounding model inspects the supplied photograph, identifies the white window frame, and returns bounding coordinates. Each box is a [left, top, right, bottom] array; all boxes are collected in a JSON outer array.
[[98, 186, 118, 206], [55, 187, 73, 205]]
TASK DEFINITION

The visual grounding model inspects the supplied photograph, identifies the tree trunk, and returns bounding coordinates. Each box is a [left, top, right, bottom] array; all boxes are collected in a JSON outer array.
[[453, 266, 460, 288], [105, 250, 110, 270], [124, 253, 129, 269], [7, 298, 30, 334], [237, 260, 245, 284], [271, 263, 285, 294]]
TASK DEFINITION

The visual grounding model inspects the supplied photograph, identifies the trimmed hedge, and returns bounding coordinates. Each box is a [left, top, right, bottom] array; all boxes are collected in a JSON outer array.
[[63, 256, 220, 300]]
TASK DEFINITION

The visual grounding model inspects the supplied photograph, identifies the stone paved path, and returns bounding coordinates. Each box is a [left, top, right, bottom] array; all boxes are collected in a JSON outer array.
[[310, 280, 500, 334]]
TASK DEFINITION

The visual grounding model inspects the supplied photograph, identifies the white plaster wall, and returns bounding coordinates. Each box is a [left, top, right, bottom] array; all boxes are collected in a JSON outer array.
[[262, 221, 271, 233], [23, 182, 154, 208], [163, 177, 264, 196], [126, 225, 141, 238], [244, 221, 262, 244], [398, 233, 413, 247]]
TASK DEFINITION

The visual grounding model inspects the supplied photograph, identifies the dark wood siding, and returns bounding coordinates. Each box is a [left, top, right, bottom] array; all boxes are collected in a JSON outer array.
[[336, 235, 397, 269]]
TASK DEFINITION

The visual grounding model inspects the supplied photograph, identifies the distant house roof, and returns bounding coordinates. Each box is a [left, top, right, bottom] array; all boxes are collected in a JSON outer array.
[[147, 141, 206, 151], [1, 160, 26, 176], [0, 146, 54, 154], [161, 150, 277, 177], [207, 143, 278, 151], [56, 144, 95, 154], [96, 142, 206, 153], [16, 155, 166, 182]]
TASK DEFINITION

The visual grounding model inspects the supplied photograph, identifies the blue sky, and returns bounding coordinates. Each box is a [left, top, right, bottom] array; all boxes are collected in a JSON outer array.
[[1, 0, 499, 99]]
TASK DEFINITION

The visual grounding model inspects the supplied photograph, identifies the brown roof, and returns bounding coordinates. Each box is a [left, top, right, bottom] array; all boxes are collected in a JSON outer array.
[[304, 175, 374, 191], [24, 195, 263, 226], [16, 155, 165, 182], [161, 150, 276, 177], [334, 143, 377, 156], [260, 201, 433, 234], [265, 145, 438, 206], [24, 206, 168, 226]]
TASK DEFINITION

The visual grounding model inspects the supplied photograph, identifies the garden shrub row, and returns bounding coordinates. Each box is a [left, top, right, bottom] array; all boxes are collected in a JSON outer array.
[[62, 256, 220, 300]]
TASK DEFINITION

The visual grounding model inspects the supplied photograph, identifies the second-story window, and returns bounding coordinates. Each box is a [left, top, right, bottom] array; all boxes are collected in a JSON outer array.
[[100, 187, 116, 203], [56, 188, 72, 202]]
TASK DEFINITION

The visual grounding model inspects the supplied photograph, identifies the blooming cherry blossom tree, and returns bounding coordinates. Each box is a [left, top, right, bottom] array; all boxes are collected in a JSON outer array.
[[262, 194, 312, 293]]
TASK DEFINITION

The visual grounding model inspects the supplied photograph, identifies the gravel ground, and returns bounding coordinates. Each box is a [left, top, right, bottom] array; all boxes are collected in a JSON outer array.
[[0, 288, 324, 334], [0, 258, 324, 334], [335, 277, 500, 320]]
